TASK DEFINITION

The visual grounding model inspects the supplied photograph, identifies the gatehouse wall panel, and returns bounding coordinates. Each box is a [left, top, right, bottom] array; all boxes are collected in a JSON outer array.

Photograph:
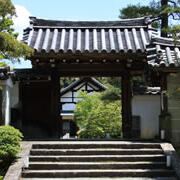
[[132, 95, 160, 139], [167, 73, 180, 146]]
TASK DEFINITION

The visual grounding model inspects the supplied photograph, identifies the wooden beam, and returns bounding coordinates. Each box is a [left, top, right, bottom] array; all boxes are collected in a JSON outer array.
[[121, 73, 132, 139], [29, 52, 146, 62]]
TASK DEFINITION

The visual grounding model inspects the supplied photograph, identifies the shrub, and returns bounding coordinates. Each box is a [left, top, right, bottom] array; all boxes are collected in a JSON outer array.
[[0, 126, 23, 161]]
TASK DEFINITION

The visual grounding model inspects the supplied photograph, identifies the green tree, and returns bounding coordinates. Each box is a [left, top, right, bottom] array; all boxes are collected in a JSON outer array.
[[119, 3, 160, 19], [119, 0, 180, 37], [97, 77, 121, 102], [74, 91, 122, 138], [0, 0, 33, 65]]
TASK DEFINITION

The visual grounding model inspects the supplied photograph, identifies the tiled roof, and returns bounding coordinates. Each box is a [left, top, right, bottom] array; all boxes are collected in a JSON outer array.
[[23, 17, 158, 54], [147, 37, 180, 68], [23, 16, 180, 69]]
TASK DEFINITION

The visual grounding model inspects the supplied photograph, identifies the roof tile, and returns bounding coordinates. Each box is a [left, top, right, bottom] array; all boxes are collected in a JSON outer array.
[[23, 17, 154, 54]]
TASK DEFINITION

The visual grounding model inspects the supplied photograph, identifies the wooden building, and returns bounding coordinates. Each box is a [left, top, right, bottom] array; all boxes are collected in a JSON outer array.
[[1, 16, 180, 145]]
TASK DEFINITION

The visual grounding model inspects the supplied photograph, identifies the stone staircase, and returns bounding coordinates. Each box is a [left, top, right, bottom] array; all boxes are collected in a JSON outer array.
[[21, 141, 177, 179]]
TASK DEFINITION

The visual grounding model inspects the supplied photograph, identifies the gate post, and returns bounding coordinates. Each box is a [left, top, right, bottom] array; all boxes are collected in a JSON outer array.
[[51, 70, 62, 138], [121, 73, 132, 138]]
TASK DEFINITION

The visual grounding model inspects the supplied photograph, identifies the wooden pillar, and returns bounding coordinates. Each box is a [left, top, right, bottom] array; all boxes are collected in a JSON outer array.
[[18, 82, 23, 131], [121, 73, 132, 139], [159, 73, 171, 140], [51, 70, 62, 138], [59, 77, 63, 137], [161, 73, 168, 113]]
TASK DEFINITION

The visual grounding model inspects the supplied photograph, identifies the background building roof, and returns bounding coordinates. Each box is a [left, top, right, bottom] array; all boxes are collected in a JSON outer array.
[[60, 77, 107, 96], [147, 36, 180, 68]]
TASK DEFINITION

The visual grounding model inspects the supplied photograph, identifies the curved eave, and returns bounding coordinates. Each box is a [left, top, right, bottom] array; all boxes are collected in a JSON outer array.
[[29, 16, 152, 27]]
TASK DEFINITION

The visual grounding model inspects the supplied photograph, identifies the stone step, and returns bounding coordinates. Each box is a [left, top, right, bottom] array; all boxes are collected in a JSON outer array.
[[20, 177, 178, 180], [28, 161, 167, 170], [32, 142, 161, 149], [21, 169, 175, 178], [30, 148, 163, 156], [29, 154, 166, 162]]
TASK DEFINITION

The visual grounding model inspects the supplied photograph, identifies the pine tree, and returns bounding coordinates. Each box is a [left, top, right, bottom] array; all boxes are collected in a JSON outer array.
[[119, 0, 180, 37]]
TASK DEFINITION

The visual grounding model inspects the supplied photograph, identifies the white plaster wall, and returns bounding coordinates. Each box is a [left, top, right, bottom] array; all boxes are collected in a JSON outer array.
[[132, 95, 160, 139], [61, 91, 73, 102], [74, 97, 83, 102], [61, 91, 72, 98], [73, 91, 80, 97], [10, 82, 19, 108], [2, 85, 11, 125], [62, 103, 76, 111]]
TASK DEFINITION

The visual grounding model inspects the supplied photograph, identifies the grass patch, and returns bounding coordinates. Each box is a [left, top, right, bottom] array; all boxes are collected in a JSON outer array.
[[0, 159, 12, 179]]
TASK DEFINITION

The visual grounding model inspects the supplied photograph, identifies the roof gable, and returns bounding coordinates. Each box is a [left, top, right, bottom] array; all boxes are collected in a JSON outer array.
[[60, 77, 107, 96]]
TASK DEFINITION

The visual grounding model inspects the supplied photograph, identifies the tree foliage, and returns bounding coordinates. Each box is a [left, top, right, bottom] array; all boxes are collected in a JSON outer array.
[[96, 77, 121, 102], [74, 91, 122, 139], [0, 0, 33, 63], [119, 3, 160, 19], [119, 0, 180, 37]]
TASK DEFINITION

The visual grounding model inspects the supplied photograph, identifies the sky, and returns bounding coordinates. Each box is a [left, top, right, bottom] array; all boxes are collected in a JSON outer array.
[[10, 0, 150, 68]]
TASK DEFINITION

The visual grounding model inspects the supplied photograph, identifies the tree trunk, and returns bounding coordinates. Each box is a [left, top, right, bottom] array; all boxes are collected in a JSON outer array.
[[161, 0, 169, 37]]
